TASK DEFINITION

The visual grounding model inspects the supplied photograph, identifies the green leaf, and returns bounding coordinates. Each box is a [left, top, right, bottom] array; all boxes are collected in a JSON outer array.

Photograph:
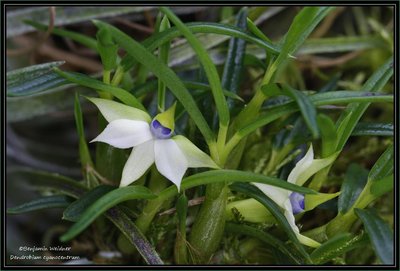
[[63, 185, 114, 222], [335, 58, 393, 151], [54, 69, 146, 111], [96, 27, 118, 71], [352, 122, 393, 137], [229, 182, 311, 262], [174, 193, 188, 264], [8, 6, 157, 37], [279, 7, 334, 58], [268, 7, 333, 80], [161, 7, 230, 127], [60, 186, 156, 242], [104, 206, 163, 264], [7, 195, 73, 214], [338, 164, 368, 214], [310, 232, 369, 264], [120, 22, 280, 72], [236, 90, 393, 140], [368, 144, 393, 182], [355, 208, 394, 264], [221, 8, 248, 110], [8, 168, 87, 198], [134, 80, 244, 102], [317, 114, 337, 157], [157, 15, 171, 112], [7, 61, 68, 97], [74, 93, 94, 170], [370, 174, 393, 197], [280, 84, 319, 139], [246, 18, 272, 43], [298, 35, 386, 55], [24, 20, 98, 50], [225, 222, 303, 264], [93, 20, 215, 145], [8, 169, 162, 264]]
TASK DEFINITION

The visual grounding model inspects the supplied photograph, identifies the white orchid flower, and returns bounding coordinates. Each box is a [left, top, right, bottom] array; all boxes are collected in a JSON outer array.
[[253, 145, 337, 248], [89, 98, 219, 190]]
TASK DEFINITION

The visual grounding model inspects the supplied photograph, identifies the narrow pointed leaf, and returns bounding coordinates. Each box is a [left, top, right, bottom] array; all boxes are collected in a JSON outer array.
[[280, 84, 319, 139], [352, 122, 393, 137], [104, 206, 163, 264], [7, 195, 73, 214], [63, 185, 114, 222], [221, 8, 248, 110], [24, 20, 98, 50], [335, 58, 393, 151], [368, 144, 393, 182], [8, 168, 87, 198], [120, 21, 280, 72], [370, 174, 393, 197], [74, 93, 94, 169], [317, 114, 337, 157], [7, 61, 68, 97], [310, 233, 369, 264], [54, 69, 146, 111], [338, 164, 368, 214], [161, 7, 230, 126], [355, 208, 394, 264], [60, 186, 156, 242]]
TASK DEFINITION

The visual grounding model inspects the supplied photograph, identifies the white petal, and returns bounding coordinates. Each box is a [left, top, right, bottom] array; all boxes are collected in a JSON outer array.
[[253, 183, 290, 208], [120, 140, 155, 187], [283, 200, 320, 248], [154, 139, 188, 190], [288, 145, 338, 186], [172, 135, 219, 169], [287, 145, 314, 185], [91, 119, 153, 149], [88, 97, 151, 123]]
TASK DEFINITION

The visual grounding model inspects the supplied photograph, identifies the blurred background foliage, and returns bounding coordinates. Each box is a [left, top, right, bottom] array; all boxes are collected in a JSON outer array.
[[6, 5, 393, 265]]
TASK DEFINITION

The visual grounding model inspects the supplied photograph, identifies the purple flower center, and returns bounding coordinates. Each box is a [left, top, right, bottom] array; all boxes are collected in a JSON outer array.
[[289, 192, 305, 215], [150, 120, 172, 139]]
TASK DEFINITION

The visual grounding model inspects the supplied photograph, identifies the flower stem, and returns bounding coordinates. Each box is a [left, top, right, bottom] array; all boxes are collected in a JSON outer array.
[[135, 168, 170, 234], [99, 69, 113, 99], [110, 65, 125, 86]]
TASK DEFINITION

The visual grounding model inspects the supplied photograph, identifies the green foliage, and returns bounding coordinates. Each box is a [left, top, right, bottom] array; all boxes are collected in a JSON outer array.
[[355, 209, 394, 264], [7, 195, 73, 214], [7, 6, 394, 266], [7, 61, 67, 97]]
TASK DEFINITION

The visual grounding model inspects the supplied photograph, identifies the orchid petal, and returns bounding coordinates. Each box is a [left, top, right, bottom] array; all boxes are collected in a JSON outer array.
[[252, 183, 289, 208], [288, 145, 338, 186], [154, 139, 188, 190], [172, 135, 219, 169], [287, 145, 314, 185], [91, 119, 152, 148], [283, 200, 320, 248], [87, 97, 151, 123], [120, 140, 155, 187]]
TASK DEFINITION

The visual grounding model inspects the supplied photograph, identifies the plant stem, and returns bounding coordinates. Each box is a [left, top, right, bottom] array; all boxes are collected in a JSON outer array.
[[110, 66, 125, 86], [135, 168, 169, 234]]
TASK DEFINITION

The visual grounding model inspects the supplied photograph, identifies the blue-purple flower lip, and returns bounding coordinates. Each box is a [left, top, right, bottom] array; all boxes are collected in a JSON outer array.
[[290, 192, 305, 215], [151, 119, 172, 139]]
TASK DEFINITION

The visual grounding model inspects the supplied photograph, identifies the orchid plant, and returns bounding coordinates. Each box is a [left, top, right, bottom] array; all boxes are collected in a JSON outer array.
[[7, 6, 394, 266]]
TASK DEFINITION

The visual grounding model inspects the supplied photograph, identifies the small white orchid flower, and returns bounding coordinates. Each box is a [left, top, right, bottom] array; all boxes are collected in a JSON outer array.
[[89, 98, 219, 190], [254, 145, 336, 248]]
